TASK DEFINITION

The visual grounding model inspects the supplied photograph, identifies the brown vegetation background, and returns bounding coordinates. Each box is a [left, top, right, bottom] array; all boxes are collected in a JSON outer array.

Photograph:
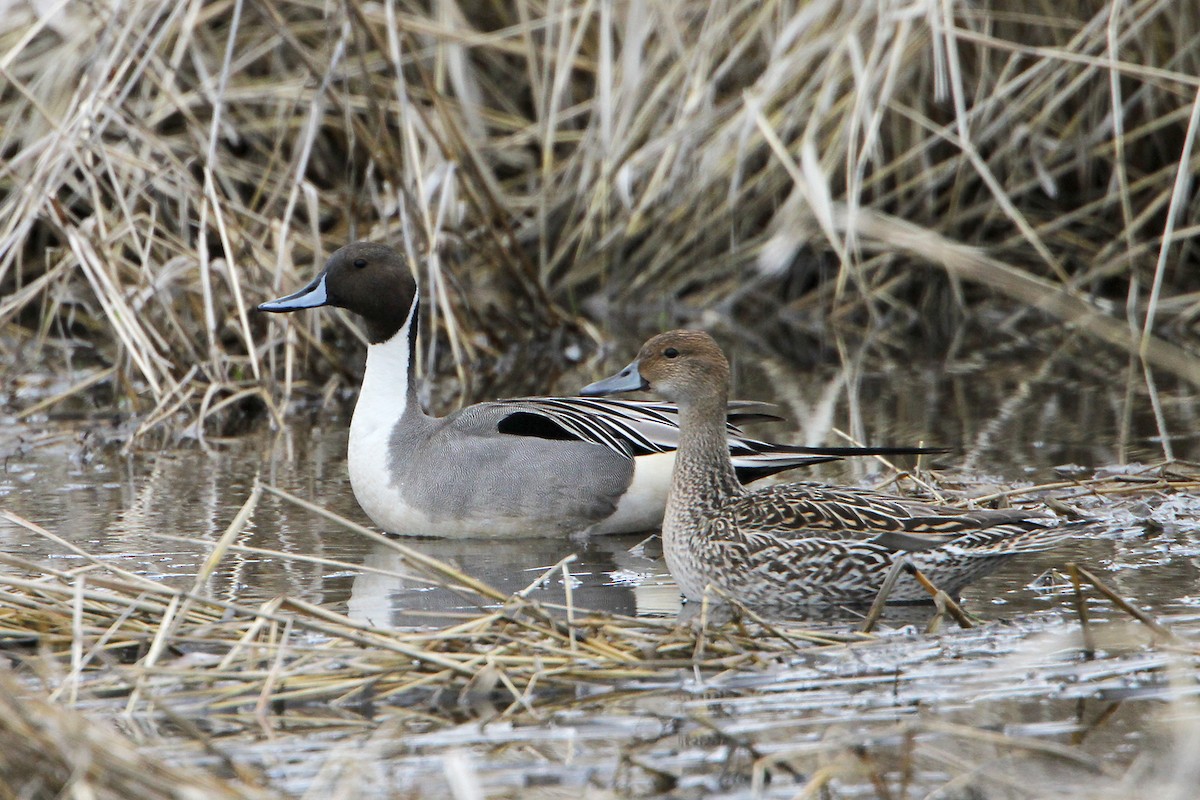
[[1, 0, 1198, 437]]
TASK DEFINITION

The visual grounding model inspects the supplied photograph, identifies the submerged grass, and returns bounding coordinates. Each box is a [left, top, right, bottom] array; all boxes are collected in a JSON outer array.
[[0, 1, 1199, 436]]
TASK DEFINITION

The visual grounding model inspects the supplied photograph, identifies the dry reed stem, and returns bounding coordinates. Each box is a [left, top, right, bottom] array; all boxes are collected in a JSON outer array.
[[1073, 562, 1184, 645]]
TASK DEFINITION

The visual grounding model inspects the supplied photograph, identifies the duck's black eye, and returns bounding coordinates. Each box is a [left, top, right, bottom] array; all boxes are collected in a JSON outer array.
[[353, 258, 367, 269], [663, 347, 679, 359]]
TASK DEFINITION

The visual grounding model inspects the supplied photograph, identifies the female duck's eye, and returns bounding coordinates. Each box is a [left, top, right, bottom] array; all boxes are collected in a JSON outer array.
[[353, 258, 367, 269], [663, 347, 679, 359]]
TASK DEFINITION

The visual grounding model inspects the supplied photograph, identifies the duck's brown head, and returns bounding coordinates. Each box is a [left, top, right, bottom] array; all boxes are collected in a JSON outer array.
[[581, 329, 730, 406]]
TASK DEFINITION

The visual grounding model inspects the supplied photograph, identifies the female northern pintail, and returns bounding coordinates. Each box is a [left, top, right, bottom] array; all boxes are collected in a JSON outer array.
[[258, 243, 936, 539], [582, 330, 1083, 604]]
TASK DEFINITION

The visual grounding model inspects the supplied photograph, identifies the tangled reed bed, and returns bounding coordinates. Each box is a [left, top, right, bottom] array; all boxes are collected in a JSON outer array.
[[0, 485, 871, 797], [0, 488, 870, 726], [2, 469, 1200, 796], [1, 1, 1199, 439]]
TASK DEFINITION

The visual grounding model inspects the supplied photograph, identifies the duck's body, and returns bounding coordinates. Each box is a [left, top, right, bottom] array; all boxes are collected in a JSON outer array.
[[583, 330, 1083, 605], [260, 243, 938, 539], [337, 294, 626, 537], [662, 479, 1081, 605]]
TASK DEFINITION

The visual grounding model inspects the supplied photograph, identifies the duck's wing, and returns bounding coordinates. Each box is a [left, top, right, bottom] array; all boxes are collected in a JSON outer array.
[[909, 518, 1092, 554], [726, 482, 1085, 553], [487, 396, 943, 482], [490, 396, 690, 457]]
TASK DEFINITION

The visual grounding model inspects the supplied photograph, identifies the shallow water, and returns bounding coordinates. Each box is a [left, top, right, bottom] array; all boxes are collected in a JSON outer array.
[[3, 323, 1200, 797], [3, 323, 1198, 622]]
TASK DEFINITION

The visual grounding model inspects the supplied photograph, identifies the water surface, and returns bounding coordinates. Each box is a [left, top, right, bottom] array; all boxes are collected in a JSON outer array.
[[3, 323, 1198, 623]]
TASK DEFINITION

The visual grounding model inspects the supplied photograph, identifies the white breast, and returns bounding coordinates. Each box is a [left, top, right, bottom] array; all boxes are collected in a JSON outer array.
[[346, 305, 436, 535], [590, 451, 676, 534]]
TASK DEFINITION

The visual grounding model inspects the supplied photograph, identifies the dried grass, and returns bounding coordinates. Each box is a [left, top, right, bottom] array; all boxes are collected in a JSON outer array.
[[0, 488, 867, 795], [1, 467, 1199, 796], [0, 496, 870, 721], [0, 1, 1198, 435], [0, 668, 277, 800]]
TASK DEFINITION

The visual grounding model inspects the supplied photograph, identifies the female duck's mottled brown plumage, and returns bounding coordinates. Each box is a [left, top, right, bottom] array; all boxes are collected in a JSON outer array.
[[581, 330, 1084, 605]]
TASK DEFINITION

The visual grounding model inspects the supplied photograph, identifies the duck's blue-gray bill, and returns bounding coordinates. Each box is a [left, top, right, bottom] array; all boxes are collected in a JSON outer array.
[[258, 273, 329, 312], [581, 362, 648, 395]]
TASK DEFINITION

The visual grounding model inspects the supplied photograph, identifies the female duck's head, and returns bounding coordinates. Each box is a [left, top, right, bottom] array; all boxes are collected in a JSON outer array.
[[582, 330, 730, 407]]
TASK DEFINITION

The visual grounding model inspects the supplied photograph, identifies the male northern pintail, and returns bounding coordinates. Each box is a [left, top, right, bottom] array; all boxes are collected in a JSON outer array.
[[258, 243, 937, 539], [582, 330, 1085, 604]]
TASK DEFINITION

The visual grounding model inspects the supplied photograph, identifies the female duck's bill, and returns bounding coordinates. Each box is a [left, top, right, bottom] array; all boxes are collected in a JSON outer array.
[[581, 362, 648, 396], [256, 243, 944, 539], [581, 329, 1086, 607]]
